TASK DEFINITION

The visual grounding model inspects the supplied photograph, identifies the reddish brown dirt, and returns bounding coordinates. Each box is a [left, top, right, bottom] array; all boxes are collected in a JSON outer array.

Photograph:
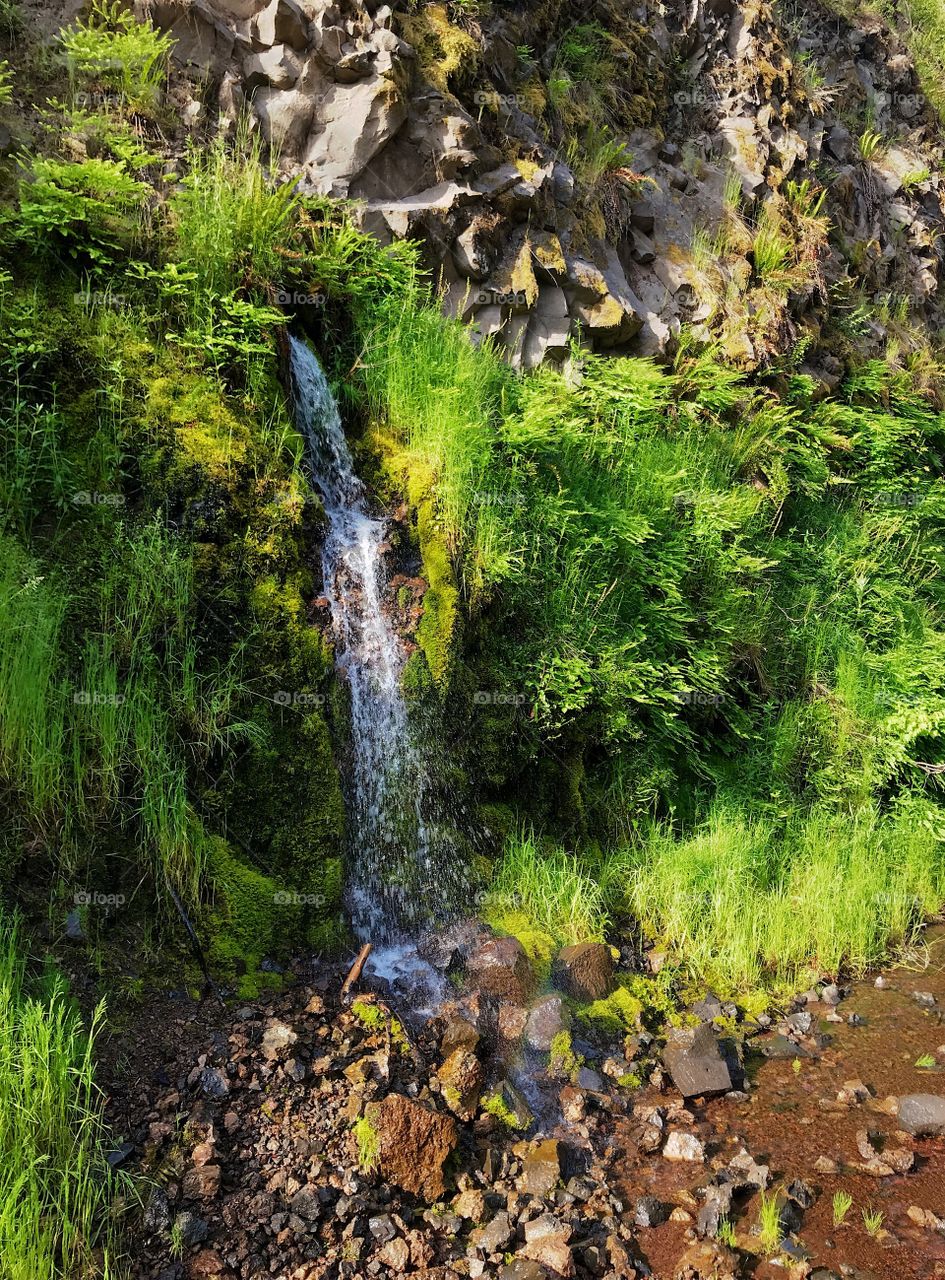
[[609, 931, 945, 1279]]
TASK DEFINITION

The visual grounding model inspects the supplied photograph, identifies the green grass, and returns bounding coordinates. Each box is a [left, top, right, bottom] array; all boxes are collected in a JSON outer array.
[[484, 829, 609, 959], [757, 1190, 782, 1251], [614, 802, 945, 993], [862, 1205, 884, 1236], [833, 1190, 853, 1226], [0, 914, 129, 1278]]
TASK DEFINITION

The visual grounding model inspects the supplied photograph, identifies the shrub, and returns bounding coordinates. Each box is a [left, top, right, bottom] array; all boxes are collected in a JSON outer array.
[[59, 0, 173, 115], [15, 156, 147, 265]]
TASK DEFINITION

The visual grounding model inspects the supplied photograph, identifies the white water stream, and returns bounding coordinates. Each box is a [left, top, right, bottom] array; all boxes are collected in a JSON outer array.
[[289, 336, 467, 1001]]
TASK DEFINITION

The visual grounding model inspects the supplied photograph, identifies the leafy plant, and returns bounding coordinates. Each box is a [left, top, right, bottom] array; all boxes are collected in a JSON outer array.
[[15, 155, 148, 264], [0, 59, 12, 104], [915, 1052, 936, 1067], [59, 0, 173, 115], [857, 128, 885, 162]]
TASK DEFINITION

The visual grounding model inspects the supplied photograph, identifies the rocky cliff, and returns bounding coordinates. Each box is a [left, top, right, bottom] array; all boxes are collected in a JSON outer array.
[[143, 0, 945, 383]]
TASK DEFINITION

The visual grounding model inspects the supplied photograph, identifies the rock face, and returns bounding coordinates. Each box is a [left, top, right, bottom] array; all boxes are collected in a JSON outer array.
[[662, 1023, 733, 1098], [898, 1093, 945, 1136], [371, 1093, 457, 1201], [552, 943, 614, 1003], [150, 0, 945, 376]]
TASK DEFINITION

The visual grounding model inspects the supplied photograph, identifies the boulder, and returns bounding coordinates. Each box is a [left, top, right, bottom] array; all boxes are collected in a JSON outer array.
[[663, 1023, 733, 1097], [898, 1093, 945, 1136], [251, 0, 309, 50], [525, 994, 570, 1052], [253, 86, 315, 155], [371, 1093, 457, 1201], [301, 73, 408, 196], [552, 942, 614, 1002], [467, 936, 534, 1003], [242, 43, 302, 90]]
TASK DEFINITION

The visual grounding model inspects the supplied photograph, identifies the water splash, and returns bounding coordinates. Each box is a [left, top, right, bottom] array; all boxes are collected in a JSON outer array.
[[289, 336, 468, 955]]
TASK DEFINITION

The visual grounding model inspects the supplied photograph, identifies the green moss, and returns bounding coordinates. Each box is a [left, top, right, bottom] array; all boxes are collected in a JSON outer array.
[[351, 996, 409, 1053], [548, 1029, 582, 1078], [204, 836, 302, 974], [398, 4, 480, 94], [351, 1114, 380, 1172], [579, 985, 644, 1035], [482, 1091, 527, 1131], [416, 497, 460, 690]]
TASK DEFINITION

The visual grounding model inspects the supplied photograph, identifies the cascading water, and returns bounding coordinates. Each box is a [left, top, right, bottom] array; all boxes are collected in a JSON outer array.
[[289, 336, 468, 1002]]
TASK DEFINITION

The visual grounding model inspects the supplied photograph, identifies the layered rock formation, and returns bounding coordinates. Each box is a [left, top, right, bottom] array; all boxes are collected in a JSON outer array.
[[146, 0, 945, 376]]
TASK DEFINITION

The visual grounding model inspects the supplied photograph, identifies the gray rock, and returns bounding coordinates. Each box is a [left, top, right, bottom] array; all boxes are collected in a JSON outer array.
[[199, 1066, 230, 1099], [634, 1194, 668, 1228], [525, 993, 570, 1052], [898, 1093, 945, 1136], [65, 910, 85, 942], [575, 1066, 604, 1092], [242, 44, 302, 91], [471, 1210, 513, 1254], [173, 1210, 208, 1247], [663, 1023, 733, 1097]]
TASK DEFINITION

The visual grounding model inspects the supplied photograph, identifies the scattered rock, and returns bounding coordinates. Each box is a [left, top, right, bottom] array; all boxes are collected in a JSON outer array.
[[663, 1130, 705, 1162], [898, 1093, 945, 1136], [518, 1139, 562, 1196], [663, 1023, 733, 1097]]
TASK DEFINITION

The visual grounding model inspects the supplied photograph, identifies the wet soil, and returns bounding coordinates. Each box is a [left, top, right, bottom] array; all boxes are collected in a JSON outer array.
[[611, 930, 945, 1279]]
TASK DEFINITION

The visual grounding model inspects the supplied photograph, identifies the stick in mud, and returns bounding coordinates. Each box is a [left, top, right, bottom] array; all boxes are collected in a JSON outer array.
[[341, 942, 373, 1000]]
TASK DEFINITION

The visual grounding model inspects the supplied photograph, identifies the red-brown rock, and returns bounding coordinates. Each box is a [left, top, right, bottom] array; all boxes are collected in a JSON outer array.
[[371, 1094, 457, 1201]]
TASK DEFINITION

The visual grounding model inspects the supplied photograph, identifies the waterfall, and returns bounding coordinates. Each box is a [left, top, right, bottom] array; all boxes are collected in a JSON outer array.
[[288, 336, 468, 969]]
